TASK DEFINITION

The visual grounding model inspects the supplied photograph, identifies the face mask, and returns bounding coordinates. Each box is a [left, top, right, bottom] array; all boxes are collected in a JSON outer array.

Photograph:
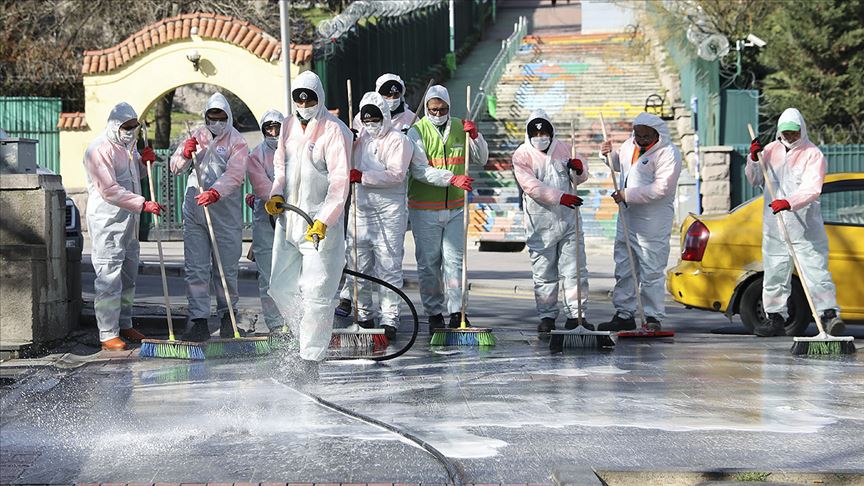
[[264, 136, 278, 150], [207, 119, 227, 137], [428, 113, 449, 126], [385, 98, 401, 112], [296, 105, 320, 122], [118, 127, 137, 145], [530, 136, 551, 151], [364, 121, 384, 137], [781, 136, 802, 150]]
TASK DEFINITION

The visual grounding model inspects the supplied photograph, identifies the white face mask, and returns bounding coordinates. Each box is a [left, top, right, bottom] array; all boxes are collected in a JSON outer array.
[[296, 105, 320, 122], [364, 121, 384, 137], [207, 119, 227, 137], [118, 127, 137, 145], [385, 98, 401, 112], [264, 136, 278, 150], [781, 136, 803, 150], [530, 135, 551, 151], [428, 113, 449, 126]]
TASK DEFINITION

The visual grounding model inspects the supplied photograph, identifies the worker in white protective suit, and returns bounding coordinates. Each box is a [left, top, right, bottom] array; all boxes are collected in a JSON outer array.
[[264, 71, 351, 376], [598, 112, 681, 331], [170, 93, 248, 342], [746, 108, 843, 337], [513, 109, 590, 334], [406, 85, 488, 332], [334, 92, 413, 339], [351, 73, 417, 132], [84, 102, 164, 350], [245, 109, 285, 334]]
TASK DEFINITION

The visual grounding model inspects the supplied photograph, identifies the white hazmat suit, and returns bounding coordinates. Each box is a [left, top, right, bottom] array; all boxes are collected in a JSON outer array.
[[268, 71, 352, 362], [745, 108, 838, 317], [84, 102, 146, 342], [339, 92, 413, 329], [170, 93, 248, 324], [606, 112, 681, 321], [246, 109, 285, 332], [513, 109, 590, 322]]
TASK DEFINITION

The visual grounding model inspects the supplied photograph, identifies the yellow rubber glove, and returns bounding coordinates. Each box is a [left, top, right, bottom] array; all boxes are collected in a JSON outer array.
[[264, 195, 285, 215], [305, 220, 327, 242]]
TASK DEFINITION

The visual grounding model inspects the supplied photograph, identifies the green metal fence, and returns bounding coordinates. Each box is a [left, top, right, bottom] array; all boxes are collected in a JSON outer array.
[[0, 97, 62, 174], [730, 144, 864, 206], [145, 148, 254, 240], [314, 0, 491, 125]]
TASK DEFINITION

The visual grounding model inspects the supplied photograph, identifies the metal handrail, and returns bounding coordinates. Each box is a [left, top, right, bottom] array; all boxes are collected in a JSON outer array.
[[468, 15, 528, 120]]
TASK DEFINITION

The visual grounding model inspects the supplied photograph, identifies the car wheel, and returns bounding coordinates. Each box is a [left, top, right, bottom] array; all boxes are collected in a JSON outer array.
[[738, 276, 810, 336]]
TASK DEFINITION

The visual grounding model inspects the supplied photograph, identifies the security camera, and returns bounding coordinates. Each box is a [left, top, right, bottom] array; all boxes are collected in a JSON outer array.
[[746, 34, 766, 48]]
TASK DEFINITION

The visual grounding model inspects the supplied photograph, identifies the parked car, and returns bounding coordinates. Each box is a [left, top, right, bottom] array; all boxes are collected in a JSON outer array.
[[667, 172, 864, 335]]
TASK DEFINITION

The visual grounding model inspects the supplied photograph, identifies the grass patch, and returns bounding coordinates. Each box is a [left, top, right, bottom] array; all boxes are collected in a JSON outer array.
[[734, 471, 771, 482]]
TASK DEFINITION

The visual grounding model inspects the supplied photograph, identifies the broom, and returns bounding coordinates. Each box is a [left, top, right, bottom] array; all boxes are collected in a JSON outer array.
[[138, 123, 206, 360], [333, 78, 389, 351], [183, 122, 271, 358], [746, 125, 855, 356], [430, 85, 496, 347], [598, 113, 674, 338], [550, 119, 616, 351]]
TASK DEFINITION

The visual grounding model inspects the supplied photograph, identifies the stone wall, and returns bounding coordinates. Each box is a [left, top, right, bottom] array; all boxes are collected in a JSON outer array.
[[698, 146, 734, 214]]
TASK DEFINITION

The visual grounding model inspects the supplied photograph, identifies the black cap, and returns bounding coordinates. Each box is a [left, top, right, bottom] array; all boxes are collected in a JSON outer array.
[[527, 118, 554, 138], [378, 81, 403, 96], [292, 88, 318, 103], [360, 104, 384, 121]]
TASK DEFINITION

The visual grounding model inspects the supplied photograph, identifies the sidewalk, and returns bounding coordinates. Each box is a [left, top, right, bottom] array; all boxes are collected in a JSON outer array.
[[82, 232, 681, 301]]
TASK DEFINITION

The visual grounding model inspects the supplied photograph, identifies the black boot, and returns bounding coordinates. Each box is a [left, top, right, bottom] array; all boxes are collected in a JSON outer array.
[[565, 318, 595, 331], [597, 313, 637, 332], [821, 309, 845, 336], [755, 313, 785, 337], [220, 313, 248, 338], [538, 317, 556, 333], [645, 316, 662, 331], [357, 319, 376, 329], [449, 312, 469, 328], [382, 325, 397, 339], [335, 298, 352, 317], [428, 314, 445, 333], [183, 318, 211, 342]]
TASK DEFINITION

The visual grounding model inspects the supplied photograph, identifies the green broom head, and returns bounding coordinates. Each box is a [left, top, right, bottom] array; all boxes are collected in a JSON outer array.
[[430, 328, 496, 347], [140, 339, 206, 360], [791, 334, 856, 356], [549, 326, 616, 353], [204, 337, 272, 358]]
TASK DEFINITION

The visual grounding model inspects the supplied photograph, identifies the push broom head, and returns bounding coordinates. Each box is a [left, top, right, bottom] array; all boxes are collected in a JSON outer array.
[[549, 326, 616, 352], [791, 333, 856, 356], [617, 325, 675, 338], [140, 339, 207, 360], [330, 324, 389, 350], [204, 336, 273, 358], [430, 327, 496, 347]]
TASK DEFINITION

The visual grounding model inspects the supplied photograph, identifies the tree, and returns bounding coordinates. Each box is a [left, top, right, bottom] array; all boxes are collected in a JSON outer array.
[[759, 0, 864, 143]]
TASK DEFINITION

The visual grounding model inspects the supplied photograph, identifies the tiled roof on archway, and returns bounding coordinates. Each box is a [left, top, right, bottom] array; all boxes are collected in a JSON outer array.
[[81, 12, 313, 75]]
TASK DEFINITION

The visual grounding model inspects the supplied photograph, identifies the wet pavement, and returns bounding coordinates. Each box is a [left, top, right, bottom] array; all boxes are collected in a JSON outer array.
[[2, 302, 862, 484]]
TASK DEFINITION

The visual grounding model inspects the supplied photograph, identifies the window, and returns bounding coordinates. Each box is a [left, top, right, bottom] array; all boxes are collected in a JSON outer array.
[[821, 179, 864, 226]]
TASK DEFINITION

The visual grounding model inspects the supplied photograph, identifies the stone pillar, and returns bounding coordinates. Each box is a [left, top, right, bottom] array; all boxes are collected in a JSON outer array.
[[699, 146, 734, 214], [0, 174, 72, 345]]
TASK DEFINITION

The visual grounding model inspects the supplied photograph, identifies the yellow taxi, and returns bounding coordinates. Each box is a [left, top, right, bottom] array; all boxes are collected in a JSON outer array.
[[667, 172, 864, 335]]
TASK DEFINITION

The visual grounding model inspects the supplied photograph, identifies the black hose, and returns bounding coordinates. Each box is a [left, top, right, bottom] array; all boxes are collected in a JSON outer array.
[[273, 202, 420, 362]]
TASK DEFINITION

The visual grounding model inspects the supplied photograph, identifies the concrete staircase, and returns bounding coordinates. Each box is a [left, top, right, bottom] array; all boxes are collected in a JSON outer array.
[[469, 32, 673, 252]]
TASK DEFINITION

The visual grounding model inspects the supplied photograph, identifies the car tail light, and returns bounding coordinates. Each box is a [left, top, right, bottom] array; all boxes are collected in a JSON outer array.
[[681, 220, 710, 261]]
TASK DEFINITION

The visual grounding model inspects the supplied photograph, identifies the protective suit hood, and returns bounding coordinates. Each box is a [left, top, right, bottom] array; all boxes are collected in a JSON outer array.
[[293, 71, 327, 121], [204, 92, 234, 142], [375, 73, 406, 96], [776, 108, 810, 148], [358, 92, 392, 139], [424, 84, 451, 116], [106, 102, 139, 148], [524, 108, 556, 146], [259, 109, 284, 129], [631, 112, 670, 155]]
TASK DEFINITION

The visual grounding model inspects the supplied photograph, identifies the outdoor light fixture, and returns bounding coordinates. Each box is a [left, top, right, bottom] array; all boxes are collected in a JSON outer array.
[[186, 50, 201, 71]]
